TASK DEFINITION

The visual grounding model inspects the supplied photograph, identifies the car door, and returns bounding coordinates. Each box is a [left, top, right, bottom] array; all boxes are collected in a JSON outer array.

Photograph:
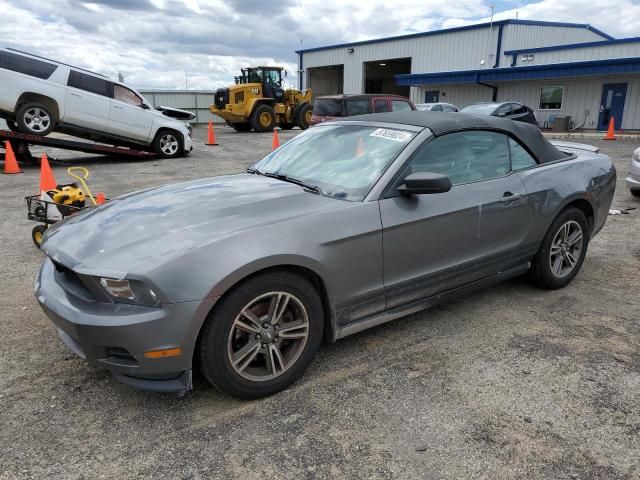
[[107, 84, 153, 141], [379, 130, 531, 309], [64, 70, 111, 131]]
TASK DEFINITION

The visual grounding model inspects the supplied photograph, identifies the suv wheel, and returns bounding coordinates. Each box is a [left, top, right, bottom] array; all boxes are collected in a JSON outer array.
[[250, 104, 276, 132], [152, 130, 183, 159], [530, 207, 589, 289], [16, 103, 56, 136], [198, 271, 324, 399]]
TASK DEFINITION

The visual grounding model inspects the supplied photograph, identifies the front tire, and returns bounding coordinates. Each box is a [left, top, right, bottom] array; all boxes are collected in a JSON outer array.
[[198, 271, 324, 399], [295, 104, 313, 130], [152, 130, 183, 159], [249, 104, 276, 132], [16, 103, 56, 136], [530, 207, 589, 289]]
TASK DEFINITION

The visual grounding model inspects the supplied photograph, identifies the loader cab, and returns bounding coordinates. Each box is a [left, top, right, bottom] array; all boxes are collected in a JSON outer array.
[[241, 67, 284, 103]]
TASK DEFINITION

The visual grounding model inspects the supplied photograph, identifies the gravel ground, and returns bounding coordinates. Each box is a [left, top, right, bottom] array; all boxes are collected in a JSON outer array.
[[1, 127, 639, 479]]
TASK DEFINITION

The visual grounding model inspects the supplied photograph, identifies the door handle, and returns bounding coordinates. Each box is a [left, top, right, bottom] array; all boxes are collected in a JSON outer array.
[[112, 105, 124, 110], [499, 192, 523, 203], [70, 93, 81, 98]]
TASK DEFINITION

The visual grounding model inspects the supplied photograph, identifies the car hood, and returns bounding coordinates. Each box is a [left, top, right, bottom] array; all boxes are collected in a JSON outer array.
[[41, 174, 348, 277]]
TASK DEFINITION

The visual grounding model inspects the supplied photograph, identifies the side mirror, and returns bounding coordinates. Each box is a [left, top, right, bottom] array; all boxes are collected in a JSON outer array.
[[141, 103, 150, 110], [497, 112, 506, 117], [397, 172, 452, 195]]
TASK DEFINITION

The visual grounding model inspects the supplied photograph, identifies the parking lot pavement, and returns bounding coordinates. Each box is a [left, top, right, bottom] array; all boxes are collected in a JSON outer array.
[[1, 126, 639, 479]]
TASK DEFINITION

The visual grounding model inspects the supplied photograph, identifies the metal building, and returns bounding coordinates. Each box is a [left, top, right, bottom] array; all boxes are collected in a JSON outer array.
[[297, 20, 640, 130]]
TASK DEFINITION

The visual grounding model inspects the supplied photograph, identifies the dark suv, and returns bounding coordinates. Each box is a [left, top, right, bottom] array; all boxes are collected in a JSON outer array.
[[311, 94, 415, 125]]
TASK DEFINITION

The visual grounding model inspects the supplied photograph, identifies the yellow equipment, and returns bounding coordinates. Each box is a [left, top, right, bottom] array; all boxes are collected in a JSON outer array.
[[47, 183, 86, 211], [210, 67, 313, 132]]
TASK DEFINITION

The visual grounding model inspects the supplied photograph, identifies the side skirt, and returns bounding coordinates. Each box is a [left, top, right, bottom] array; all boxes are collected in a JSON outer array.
[[335, 263, 530, 339]]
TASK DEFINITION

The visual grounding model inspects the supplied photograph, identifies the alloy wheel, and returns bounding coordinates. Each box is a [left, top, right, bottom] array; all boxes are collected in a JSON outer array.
[[227, 291, 309, 381], [160, 134, 179, 155], [23, 108, 51, 133], [548, 220, 583, 278]]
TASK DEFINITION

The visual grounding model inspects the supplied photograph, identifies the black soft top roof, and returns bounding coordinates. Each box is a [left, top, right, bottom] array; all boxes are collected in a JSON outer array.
[[344, 111, 567, 163]]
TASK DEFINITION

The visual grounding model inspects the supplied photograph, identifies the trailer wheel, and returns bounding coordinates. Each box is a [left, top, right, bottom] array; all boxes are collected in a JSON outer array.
[[295, 104, 313, 130], [152, 130, 183, 159], [17, 103, 56, 136], [32, 225, 47, 248]]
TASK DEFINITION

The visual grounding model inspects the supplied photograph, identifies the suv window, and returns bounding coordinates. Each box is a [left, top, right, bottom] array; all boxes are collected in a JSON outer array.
[[431, 104, 443, 112], [344, 99, 371, 116], [68, 70, 111, 97], [509, 137, 537, 170], [313, 99, 342, 116], [0, 51, 57, 80], [442, 104, 457, 112], [391, 100, 412, 112], [373, 99, 389, 113], [402, 131, 510, 185], [114, 85, 143, 106]]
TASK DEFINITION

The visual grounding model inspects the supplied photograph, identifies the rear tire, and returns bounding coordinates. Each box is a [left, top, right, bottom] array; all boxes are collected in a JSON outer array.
[[529, 207, 589, 290], [152, 130, 183, 159], [16, 103, 56, 136], [198, 271, 324, 399], [294, 104, 313, 130], [250, 104, 276, 132], [279, 122, 295, 130], [630, 189, 640, 198]]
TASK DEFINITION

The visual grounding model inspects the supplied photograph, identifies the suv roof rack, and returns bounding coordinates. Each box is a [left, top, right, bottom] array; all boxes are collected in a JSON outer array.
[[5, 48, 110, 79]]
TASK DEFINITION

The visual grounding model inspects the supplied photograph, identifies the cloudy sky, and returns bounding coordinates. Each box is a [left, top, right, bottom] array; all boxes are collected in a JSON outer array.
[[2, 0, 639, 90]]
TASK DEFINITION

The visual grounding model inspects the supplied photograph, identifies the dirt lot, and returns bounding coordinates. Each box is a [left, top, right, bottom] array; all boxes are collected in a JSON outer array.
[[1, 127, 639, 479]]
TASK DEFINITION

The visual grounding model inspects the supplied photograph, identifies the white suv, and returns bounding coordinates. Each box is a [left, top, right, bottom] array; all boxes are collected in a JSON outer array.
[[0, 48, 192, 158]]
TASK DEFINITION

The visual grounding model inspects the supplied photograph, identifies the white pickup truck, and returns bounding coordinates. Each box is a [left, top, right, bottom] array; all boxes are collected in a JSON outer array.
[[0, 48, 192, 158]]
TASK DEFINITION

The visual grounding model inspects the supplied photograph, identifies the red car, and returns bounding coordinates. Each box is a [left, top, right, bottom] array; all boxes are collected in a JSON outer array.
[[311, 94, 416, 125]]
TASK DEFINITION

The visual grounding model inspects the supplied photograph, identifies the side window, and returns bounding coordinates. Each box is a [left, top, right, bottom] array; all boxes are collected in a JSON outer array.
[[496, 104, 512, 116], [113, 85, 143, 106], [509, 138, 537, 170], [373, 99, 389, 113], [443, 104, 457, 112], [68, 71, 110, 97], [431, 104, 443, 112], [511, 103, 526, 114], [391, 100, 412, 112], [0, 51, 57, 79], [344, 99, 371, 116], [402, 131, 510, 186]]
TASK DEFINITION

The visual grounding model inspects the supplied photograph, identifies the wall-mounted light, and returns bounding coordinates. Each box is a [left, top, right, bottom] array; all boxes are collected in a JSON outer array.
[[346, 47, 354, 54]]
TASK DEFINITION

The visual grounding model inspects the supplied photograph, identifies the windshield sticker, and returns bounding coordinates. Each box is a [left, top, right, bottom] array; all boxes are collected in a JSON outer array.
[[369, 128, 412, 142]]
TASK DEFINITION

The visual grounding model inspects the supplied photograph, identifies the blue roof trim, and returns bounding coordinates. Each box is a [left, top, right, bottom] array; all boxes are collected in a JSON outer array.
[[295, 19, 612, 54], [395, 57, 640, 85], [503, 36, 640, 56]]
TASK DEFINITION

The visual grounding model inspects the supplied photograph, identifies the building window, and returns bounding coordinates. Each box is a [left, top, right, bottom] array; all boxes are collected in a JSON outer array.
[[539, 86, 564, 110]]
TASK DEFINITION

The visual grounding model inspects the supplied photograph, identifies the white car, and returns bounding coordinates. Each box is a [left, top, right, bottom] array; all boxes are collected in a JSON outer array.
[[415, 102, 458, 112], [626, 147, 640, 197], [0, 48, 192, 158]]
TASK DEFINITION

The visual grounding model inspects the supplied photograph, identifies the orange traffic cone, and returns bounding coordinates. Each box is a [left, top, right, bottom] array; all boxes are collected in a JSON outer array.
[[39, 153, 57, 192], [206, 120, 219, 146], [356, 137, 365, 157], [603, 117, 616, 140], [3, 141, 22, 174], [272, 129, 280, 150]]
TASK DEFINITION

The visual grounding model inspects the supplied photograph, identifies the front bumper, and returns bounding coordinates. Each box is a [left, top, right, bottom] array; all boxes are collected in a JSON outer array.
[[35, 258, 217, 393], [625, 157, 640, 191]]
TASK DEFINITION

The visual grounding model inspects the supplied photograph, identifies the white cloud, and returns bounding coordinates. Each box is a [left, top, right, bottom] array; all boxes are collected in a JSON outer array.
[[0, 0, 635, 91]]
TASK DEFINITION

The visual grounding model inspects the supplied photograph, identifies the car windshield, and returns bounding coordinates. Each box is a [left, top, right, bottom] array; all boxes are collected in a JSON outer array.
[[460, 104, 498, 115], [313, 99, 343, 116], [251, 124, 416, 201]]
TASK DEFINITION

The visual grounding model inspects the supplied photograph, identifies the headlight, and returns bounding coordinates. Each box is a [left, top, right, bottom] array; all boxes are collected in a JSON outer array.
[[99, 278, 160, 307], [633, 148, 640, 162]]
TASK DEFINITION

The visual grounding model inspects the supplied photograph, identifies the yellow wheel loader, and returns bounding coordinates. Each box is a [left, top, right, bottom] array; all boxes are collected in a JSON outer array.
[[209, 67, 313, 132]]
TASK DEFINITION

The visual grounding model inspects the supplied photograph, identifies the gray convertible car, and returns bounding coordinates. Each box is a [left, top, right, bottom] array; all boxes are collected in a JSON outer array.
[[36, 112, 616, 399]]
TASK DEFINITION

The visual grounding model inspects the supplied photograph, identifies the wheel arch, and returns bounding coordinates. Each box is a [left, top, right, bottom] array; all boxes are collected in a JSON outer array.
[[555, 196, 595, 234], [16, 92, 60, 121], [195, 257, 338, 365]]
